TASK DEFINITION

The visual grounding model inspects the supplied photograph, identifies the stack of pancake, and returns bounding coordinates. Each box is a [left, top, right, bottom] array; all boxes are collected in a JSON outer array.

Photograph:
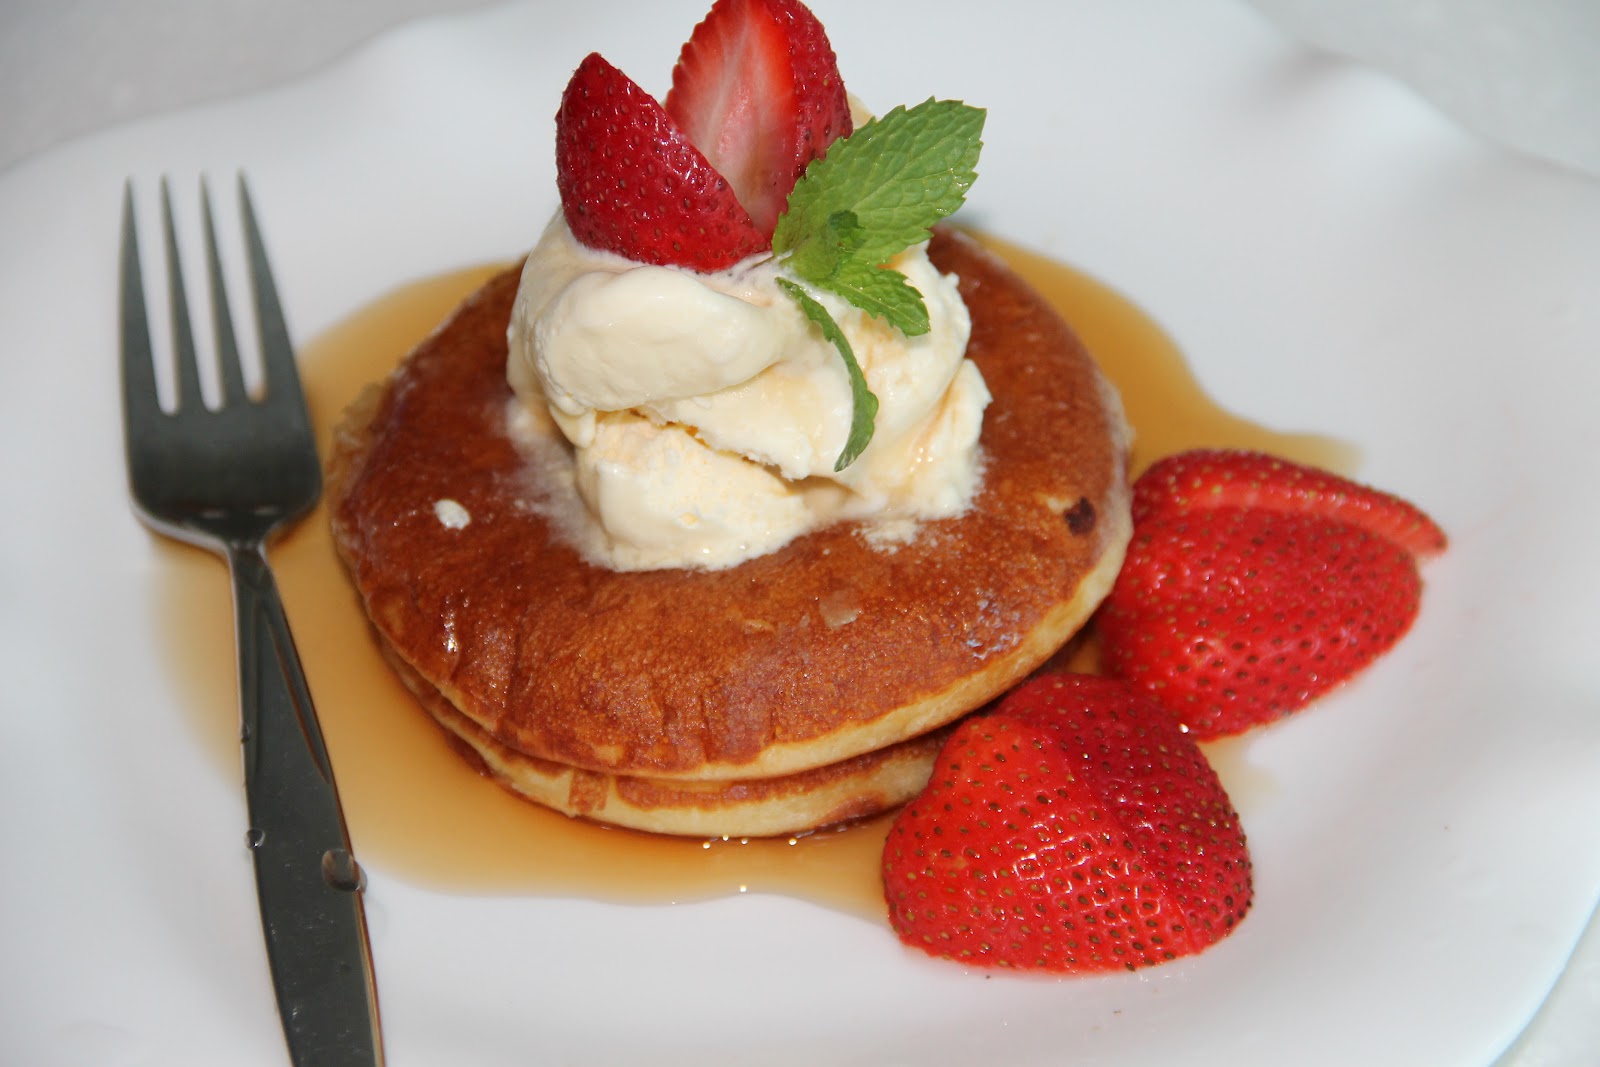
[[327, 229, 1131, 837]]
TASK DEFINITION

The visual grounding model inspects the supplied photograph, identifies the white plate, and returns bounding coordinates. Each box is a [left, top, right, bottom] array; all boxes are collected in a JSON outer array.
[[3, 1, 1599, 1064]]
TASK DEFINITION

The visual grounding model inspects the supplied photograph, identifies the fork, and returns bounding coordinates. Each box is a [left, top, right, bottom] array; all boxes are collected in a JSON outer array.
[[120, 176, 383, 1066]]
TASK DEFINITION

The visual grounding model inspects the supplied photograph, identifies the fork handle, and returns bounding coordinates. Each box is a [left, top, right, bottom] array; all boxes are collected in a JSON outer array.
[[229, 543, 384, 1067]]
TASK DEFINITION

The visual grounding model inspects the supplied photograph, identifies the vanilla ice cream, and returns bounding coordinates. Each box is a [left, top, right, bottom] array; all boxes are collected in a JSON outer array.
[[505, 215, 989, 570]]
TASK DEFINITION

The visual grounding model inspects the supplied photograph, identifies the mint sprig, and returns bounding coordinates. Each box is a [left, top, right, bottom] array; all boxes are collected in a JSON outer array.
[[777, 279, 879, 471], [770, 98, 985, 470]]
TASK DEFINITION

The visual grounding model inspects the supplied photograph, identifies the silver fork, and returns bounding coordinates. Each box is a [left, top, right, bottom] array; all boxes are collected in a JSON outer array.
[[120, 176, 383, 1066]]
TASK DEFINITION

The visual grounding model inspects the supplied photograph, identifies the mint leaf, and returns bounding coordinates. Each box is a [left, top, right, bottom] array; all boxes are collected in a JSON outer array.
[[773, 99, 985, 269], [777, 278, 879, 471], [827, 260, 930, 337], [769, 97, 983, 470]]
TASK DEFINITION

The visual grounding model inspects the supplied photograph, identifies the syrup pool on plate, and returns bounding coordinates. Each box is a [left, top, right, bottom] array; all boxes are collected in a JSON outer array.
[[157, 234, 1353, 922]]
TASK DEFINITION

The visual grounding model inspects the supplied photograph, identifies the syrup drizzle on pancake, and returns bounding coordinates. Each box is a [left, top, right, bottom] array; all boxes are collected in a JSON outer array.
[[157, 238, 1351, 921]]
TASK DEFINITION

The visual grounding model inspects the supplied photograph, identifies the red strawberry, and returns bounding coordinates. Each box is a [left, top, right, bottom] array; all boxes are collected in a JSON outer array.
[[1101, 459, 1435, 738], [883, 674, 1252, 972], [554, 52, 767, 272], [666, 0, 852, 235], [1132, 449, 1447, 559]]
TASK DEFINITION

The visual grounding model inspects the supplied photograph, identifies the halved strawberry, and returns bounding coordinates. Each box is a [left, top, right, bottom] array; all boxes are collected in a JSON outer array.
[[1099, 504, 1426, 739], [883, 674, 1253, 972], [1132, 449, 1447, 559], [555, 52, 767, 272], [666, 0, 852, 235]]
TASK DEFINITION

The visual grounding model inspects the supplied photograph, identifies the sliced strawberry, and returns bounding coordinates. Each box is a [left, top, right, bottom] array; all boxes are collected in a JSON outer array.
[[1099, 506, 1424, 739], [555, 52, 767, 272], [883, 674, 1253, 972], [666, 0, 852, 235], [1132, 449, 1447, 559]]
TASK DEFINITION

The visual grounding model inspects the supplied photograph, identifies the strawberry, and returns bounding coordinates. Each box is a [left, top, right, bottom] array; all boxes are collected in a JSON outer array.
[[1099, 450, 1443, 739], [1132, 449, 1447, 559], [883, 674, 1253, 972], [666, 0, 852, 235], [555, 52, 767, 272], [553, 0, 851, 271]]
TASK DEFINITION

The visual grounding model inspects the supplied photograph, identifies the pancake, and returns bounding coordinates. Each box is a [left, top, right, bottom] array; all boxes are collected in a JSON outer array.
[[328, 227, 1131, 831], [379, 634, 954, 836]]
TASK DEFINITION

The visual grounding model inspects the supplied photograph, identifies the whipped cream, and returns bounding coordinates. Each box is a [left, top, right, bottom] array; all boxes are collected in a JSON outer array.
[[506, 215, 989, 570]]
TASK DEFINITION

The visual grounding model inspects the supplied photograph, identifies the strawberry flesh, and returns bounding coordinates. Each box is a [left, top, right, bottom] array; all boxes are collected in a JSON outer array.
[[555, 52, 767, 272], [666, 0, 852, 235], [883, 674, 1253, 972]]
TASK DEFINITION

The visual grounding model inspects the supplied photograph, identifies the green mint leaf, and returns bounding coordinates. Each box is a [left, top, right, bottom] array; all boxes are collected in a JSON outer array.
[[772, 98, 985, 268], [767, 98, 983, 473], [777, 278, 880, 471], [784, 209, 862, 282], [823, 209, 865, 250], [825, 260, 931, 337]]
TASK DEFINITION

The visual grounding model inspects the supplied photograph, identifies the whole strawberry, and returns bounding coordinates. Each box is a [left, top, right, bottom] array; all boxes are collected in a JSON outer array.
[[1099, 450, 1446, 739], [883, 674, 1253, 973]]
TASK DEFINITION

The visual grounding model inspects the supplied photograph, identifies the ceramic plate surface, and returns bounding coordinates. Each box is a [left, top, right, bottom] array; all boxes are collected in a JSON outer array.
[[3, 2, 1599, 1064]]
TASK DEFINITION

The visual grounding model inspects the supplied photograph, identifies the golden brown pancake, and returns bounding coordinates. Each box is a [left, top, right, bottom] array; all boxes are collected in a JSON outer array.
[[379, 636, 954, 836], [328, 228, 1131, 833]]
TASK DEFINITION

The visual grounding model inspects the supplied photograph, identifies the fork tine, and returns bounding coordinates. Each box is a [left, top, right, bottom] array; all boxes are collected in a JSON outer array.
[[160, 177, 205, 415], [201, 177, 249, 407], [119, 181, 162, 426], [237, 175, 306, 412]]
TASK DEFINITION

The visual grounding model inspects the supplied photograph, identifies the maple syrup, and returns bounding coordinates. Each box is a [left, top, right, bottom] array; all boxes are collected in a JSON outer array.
[[157, 239, 1350, 922]]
